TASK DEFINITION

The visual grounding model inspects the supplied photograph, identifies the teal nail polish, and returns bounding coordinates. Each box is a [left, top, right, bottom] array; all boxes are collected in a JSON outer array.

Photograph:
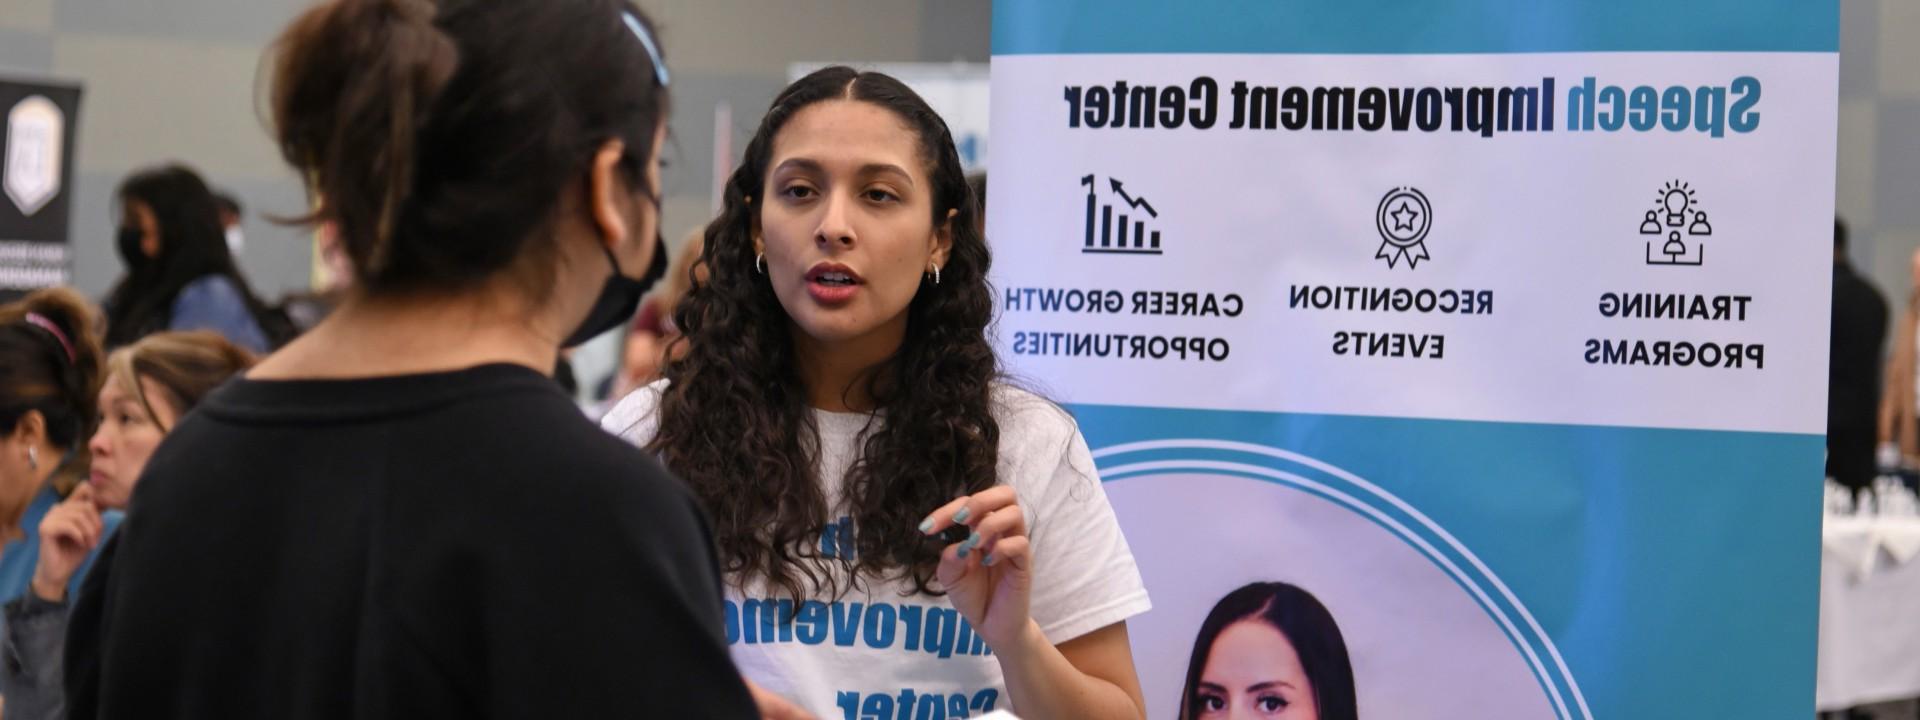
[[957, 545, 970, 559], [952, 507, 972, 524], [956, 531, 981, 557], [917, 518, 934, 534], [982, 552, 995, 566]]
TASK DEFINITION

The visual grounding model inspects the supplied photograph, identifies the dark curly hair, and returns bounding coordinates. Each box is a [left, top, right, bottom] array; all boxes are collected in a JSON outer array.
[[647, 66, 995, 603]]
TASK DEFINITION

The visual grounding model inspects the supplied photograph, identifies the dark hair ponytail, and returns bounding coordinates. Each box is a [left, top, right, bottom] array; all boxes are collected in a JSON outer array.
[[271, 0, 456, 285], [271, 0, 670, 297], [0, 287, 107, 491]]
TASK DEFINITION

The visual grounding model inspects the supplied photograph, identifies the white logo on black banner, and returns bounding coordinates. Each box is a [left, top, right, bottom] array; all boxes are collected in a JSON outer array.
[[1374, 187, 1432, 269], [4, 96, 63, 217], [1638, 180, 1713, 267], [1080, 174, 1162, 255]]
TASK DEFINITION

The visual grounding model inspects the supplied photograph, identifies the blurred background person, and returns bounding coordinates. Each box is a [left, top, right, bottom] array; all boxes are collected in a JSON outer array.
[[278, 221, 353, 334], [213, 192, 245, 258], [1881, 246, 1920, 480], [600, 226, 705, 409], [1829, 218, 1887, 493], [102, 165, 287, 354], [1, 331, 253, 720], [0, 289, 105, 620]]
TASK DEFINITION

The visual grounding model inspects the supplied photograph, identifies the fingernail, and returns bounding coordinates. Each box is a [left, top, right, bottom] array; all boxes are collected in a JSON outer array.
[[957, 531, 980, 555], [952, 507, 972, 524], [917, 518, 934, 534], [982, 552, 995, 566]]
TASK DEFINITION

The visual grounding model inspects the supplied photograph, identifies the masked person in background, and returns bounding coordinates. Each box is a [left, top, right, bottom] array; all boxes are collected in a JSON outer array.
[[63, 2, 755, 718], [103, 165, 284, 354]]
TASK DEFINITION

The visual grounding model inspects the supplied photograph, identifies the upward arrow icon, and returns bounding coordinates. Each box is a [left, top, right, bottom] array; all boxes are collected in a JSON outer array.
[[1109, 178, 1157, 218]]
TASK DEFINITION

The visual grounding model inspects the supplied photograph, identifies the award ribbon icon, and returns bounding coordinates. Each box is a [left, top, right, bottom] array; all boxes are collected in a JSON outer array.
[[1375, 187, 1432, 270]]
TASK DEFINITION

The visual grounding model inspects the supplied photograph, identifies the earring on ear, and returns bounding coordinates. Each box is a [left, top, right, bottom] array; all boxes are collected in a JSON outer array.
[[26, 447, 37, 471], [755, 253, 766, 274], [930, 264, 942, 286]]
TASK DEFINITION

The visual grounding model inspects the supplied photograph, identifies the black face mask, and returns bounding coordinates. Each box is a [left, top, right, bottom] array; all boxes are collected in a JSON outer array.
[[563, 228, 667, 349], [116, 226, 149, 270]]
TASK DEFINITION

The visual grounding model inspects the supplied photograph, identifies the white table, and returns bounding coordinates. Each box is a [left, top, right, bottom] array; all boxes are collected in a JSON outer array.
[[1818, 515, 1920, 711]]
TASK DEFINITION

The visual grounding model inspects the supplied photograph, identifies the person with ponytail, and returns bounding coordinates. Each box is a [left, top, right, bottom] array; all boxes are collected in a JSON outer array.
[[604, 66, 1152, 719], [0, 290, 102, 720], [0, 331, 253, 720], [103, 164, 285, 354], [0, 288, 106, 662], [64, 2, 754, 718]]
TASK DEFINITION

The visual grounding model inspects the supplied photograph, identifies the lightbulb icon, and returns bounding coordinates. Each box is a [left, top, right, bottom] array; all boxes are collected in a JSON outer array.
[[1658, 180, 1696, 227]]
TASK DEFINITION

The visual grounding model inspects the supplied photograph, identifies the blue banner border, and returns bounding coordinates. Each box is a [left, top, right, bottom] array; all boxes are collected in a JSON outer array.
[[993, 0, 1838, 56]]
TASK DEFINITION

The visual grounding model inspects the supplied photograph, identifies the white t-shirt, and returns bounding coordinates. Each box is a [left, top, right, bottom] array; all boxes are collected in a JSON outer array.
[[602, 381, 1150, 720]]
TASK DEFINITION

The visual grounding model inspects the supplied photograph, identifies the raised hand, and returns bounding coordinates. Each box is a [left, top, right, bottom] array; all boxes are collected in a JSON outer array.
[[31, 484, 103, 603], [920, 486, 1033, 651]]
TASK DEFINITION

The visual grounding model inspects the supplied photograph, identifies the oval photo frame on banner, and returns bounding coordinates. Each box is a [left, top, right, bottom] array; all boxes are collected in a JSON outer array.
[[1099, 440, 1584, 720]]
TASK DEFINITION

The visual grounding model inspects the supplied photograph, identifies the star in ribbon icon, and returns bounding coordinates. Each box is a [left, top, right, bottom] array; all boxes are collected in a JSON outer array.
[[1391, 201, 1418, 233], [1374, 187, 1433, 270]]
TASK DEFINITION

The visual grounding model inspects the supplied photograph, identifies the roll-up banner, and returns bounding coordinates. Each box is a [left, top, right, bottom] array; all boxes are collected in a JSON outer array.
[[987, 2, 1836, 717]]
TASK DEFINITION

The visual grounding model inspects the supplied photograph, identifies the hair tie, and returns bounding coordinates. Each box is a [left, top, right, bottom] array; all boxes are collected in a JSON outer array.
[[22, 313, 76, 364]]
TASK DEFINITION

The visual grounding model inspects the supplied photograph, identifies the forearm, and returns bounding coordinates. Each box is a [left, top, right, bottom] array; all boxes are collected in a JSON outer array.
[[2, 592, 71, 719], [996, 621, 1144, 720]]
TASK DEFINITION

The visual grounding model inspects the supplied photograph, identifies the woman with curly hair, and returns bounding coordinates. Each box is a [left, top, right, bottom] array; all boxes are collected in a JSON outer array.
[[604, 66, 1151, 719]]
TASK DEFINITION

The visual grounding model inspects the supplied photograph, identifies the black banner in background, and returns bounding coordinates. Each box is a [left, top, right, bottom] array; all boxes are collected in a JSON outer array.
[[0, 77, 82, 303]]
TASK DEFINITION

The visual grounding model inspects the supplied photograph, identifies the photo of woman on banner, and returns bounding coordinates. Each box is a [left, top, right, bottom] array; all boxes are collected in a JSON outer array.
[[1106, 469, 1556, 718], [1178, 581, 1357, 720], [604, 66, 1152, 719]]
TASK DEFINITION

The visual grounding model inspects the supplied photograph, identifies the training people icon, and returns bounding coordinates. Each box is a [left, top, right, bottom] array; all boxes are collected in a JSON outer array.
[[1640, 180, 1713, 266]]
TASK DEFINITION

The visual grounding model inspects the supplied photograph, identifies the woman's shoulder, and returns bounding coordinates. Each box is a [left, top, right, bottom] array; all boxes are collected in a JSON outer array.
[[169, 274, 255, 325], [990, 382, 1073, 430], [174, 273, 245, 306], [600, 378, 670, 445], [169, 274, 271, 352], [989, 382, 1085, 460]]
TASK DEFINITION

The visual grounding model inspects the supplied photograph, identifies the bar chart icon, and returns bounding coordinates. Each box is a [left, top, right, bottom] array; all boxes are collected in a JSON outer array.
[[1080, 174, 1163, 255]]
